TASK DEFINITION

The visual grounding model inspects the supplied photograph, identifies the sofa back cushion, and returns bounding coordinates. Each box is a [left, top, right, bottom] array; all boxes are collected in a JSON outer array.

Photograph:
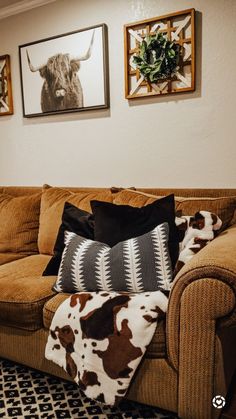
[[0, 193, 41, 255], [38, 187, 113, 255], [114, 189, 236, 231], [175, 196, 236, 231]]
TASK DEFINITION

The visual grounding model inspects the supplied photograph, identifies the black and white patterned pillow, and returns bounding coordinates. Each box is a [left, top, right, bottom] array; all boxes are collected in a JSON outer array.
[[53, 222, 173, 293]]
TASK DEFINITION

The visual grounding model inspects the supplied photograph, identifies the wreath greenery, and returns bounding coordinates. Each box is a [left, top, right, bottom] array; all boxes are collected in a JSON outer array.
[[133, 31, 180, 83]]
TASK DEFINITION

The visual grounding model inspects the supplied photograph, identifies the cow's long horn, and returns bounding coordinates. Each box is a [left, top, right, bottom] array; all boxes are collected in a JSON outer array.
[[26, 49, 45, 72], [72, 29, 95, 62]]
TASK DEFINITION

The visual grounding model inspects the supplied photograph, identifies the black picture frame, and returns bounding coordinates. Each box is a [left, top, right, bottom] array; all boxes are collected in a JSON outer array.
[[19, 23, 109, 118]]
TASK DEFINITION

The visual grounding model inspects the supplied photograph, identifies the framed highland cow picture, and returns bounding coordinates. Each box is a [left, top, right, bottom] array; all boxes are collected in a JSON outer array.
[[19, 24, 109, 117]]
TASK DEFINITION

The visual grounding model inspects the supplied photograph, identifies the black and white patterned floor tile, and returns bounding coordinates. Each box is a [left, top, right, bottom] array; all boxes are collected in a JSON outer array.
[[0, 358, 178, 419]]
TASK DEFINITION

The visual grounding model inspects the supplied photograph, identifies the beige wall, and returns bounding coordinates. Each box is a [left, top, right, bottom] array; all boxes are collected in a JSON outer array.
[[0, 0, 235, 187]]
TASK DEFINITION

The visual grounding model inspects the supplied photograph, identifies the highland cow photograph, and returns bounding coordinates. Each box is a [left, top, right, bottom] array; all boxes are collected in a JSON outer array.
[[19, 24, 109, 117]]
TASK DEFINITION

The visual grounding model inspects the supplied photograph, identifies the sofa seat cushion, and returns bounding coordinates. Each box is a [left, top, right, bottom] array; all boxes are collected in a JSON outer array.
[[43, 293, 167, 359], [0, 255, 56, 331], [43, 293, 70, 329], [0, 253, 27, 266]]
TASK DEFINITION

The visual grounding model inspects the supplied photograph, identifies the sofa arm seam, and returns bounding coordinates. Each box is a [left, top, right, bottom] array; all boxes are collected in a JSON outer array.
[[171, 265, 236, 297]]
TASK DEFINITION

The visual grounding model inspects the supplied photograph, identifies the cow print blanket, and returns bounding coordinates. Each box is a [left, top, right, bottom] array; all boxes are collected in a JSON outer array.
[[45, 290, 168, 405]]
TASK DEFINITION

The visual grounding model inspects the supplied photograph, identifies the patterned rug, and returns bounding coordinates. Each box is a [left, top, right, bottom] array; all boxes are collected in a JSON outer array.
[[0, 358, 178, 419]]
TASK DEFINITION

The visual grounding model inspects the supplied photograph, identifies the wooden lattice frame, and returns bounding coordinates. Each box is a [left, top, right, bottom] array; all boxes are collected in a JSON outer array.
[[0, 55, 13, 116], [124, 8, 195, 99]]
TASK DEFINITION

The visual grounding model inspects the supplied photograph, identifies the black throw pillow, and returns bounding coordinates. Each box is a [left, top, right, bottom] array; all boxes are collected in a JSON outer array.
[[43, 202, 94, 276], [91, 194, 179, 269]]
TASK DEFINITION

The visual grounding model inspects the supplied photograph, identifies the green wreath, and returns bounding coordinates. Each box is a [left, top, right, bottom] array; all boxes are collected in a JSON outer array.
[[133, 32, 180, 83]]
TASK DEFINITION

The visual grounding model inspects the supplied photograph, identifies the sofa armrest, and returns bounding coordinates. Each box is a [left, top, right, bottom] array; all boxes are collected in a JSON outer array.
[[167, 224, 236, 370], [166, 225, 236, 418]]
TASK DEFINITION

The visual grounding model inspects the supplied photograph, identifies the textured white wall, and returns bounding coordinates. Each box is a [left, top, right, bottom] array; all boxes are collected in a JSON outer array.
[[0, 0, 235, 187]]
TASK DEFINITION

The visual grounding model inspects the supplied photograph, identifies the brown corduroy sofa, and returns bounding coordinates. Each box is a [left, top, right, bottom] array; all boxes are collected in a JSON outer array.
[[0, 185, 235, 419]]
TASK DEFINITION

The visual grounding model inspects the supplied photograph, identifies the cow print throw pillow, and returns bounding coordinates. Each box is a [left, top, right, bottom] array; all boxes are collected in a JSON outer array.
[[53, 223, 173, 293], [174, 210, 222, 275]]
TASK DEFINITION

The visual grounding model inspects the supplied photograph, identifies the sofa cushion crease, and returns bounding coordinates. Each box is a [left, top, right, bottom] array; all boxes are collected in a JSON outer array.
[[0, 253, 28, 266]]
